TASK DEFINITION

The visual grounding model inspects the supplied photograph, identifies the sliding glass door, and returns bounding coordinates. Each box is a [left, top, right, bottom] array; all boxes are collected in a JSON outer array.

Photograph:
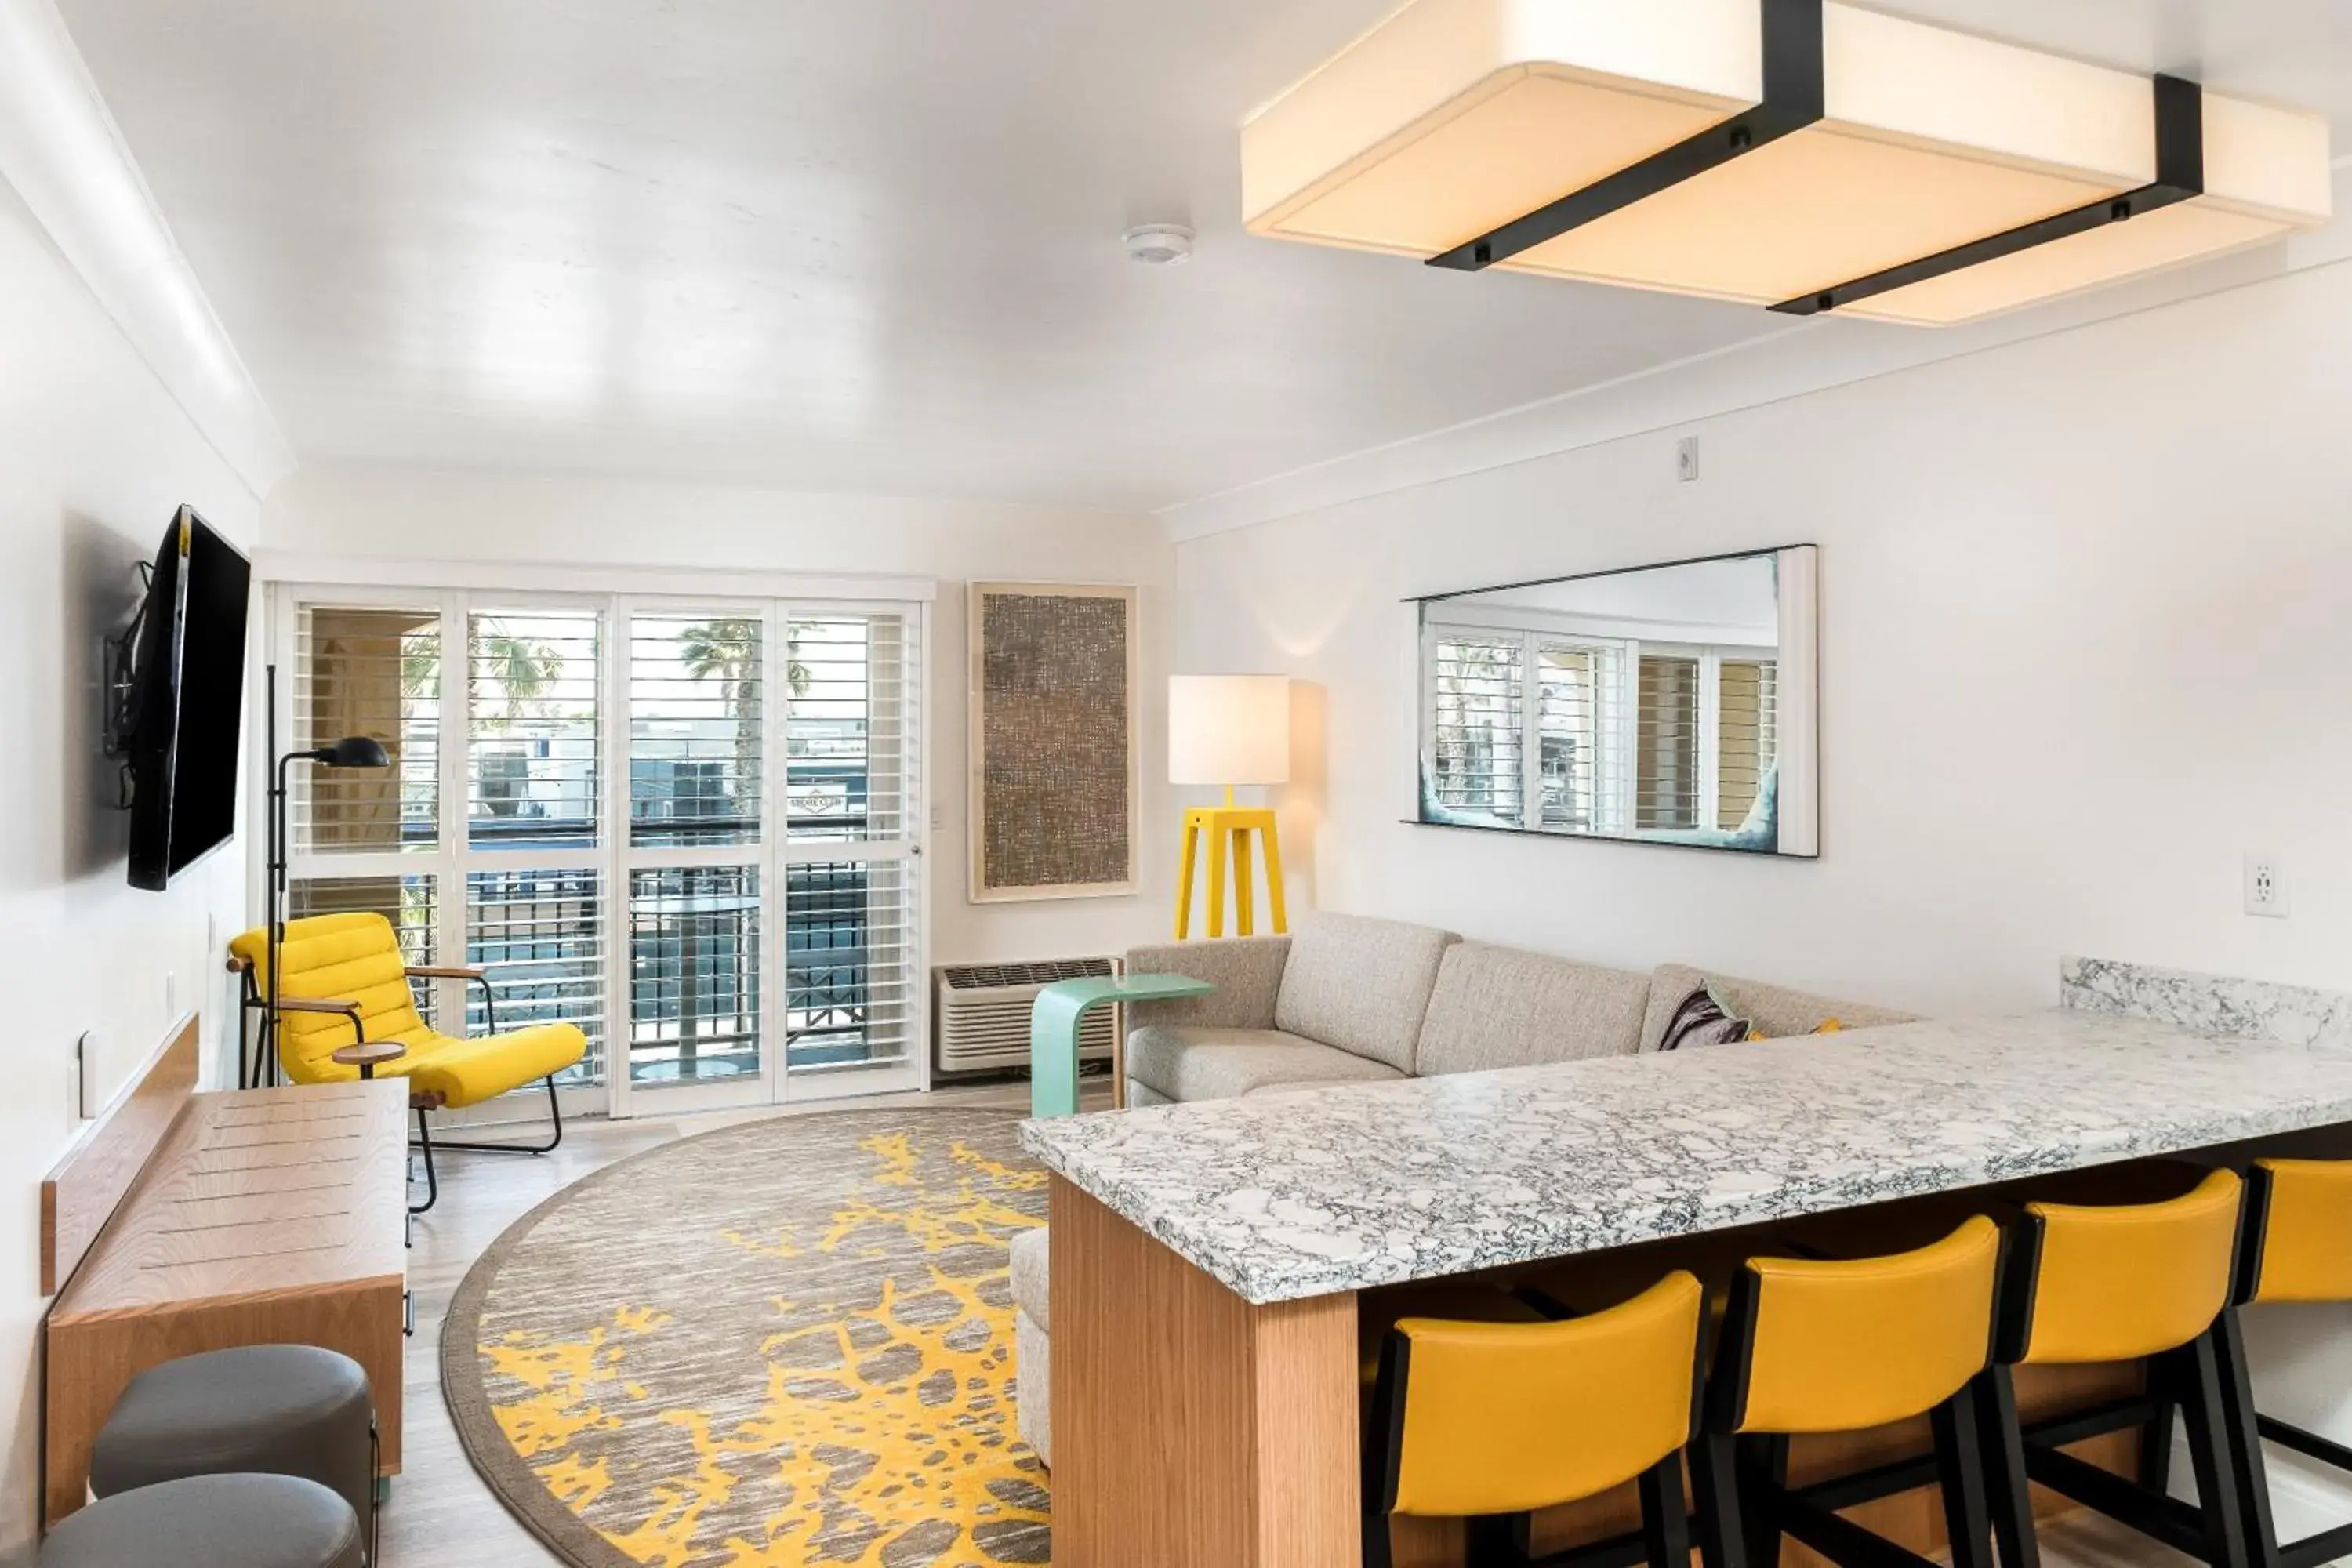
[[274, 587, 927, 1118]]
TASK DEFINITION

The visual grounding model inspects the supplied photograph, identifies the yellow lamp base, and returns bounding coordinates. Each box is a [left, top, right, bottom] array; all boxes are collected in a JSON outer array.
[[1174, 805, 1288, 940]]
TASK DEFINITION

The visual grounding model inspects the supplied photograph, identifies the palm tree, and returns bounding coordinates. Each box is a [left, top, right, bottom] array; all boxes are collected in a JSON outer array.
[[678, 620, 811, 826], [474, 626, 561, 722]]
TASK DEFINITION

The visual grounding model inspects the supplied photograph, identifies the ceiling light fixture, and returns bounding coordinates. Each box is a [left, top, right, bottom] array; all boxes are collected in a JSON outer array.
[[1124, 223, 1196, 265], [1242, 0, 2332, 325]]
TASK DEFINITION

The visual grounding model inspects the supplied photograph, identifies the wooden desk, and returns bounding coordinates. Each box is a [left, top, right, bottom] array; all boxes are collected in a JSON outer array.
[[44, 1078, 408, 1529]]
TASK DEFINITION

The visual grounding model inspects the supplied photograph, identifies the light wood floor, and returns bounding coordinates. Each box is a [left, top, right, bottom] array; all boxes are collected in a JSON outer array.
[[386, 1079, 2183, 1568], [386, 1076, 1108, 1567]]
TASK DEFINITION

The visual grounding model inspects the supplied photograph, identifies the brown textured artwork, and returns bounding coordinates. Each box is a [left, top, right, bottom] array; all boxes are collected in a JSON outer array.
[[971, 585, 1135, 900]]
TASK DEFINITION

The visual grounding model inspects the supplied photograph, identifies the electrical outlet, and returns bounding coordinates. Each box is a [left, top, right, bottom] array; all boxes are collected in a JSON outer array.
[[2245, 853, 2289, 919], [1676, 436, 1701, 483]]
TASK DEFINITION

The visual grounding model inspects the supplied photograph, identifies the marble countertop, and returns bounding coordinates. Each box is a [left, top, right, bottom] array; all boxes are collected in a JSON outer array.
[[1019, 1011, 2352, 1305]]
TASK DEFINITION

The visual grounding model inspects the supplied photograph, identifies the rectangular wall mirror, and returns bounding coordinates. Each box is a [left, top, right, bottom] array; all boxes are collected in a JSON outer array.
[[1414, 546, 1817, 857]]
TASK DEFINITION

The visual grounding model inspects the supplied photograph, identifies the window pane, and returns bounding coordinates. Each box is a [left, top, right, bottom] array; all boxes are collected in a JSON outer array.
[[1536, 644, 1621, 832], [786, 857, 915, 1073], [469, 610, 601, 850], [293, 606, 438, 851], [1429, 634, 1523, 825], [785, 615, 915, 843], [1718, 659, 1780, 832], [630, 615, 762, 848], [466, 868, 604, 1083], [628, 866, 760, 1085], [289, 873, 439, 1025], [1635, 655, 1700, 831]]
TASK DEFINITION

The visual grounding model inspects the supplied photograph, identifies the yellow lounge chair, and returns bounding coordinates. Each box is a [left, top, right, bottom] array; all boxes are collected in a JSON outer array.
[[229, 912, 586, 1212]]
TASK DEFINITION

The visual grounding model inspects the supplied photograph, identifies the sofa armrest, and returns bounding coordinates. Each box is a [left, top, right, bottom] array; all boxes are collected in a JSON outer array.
[[1123, 936, 1290, 1032]]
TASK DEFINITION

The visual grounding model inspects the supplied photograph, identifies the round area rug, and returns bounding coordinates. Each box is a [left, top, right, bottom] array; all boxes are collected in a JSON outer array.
[[442, 1108, 1051, 1567]]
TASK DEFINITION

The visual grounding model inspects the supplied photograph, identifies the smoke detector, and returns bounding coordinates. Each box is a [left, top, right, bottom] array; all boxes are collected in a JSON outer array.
[[1123, 223, 1195, 266]]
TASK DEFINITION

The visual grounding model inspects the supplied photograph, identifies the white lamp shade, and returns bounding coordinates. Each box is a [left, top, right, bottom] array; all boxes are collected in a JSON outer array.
[[1170, 676, 1292, 786]]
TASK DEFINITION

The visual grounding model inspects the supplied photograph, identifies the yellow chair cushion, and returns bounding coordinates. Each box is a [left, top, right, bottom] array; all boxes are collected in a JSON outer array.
[[2020, 1167, 2241, 1365], [1737, 1216, 2000, 1436], [230, 913, 586, 1109], [1387, 1271, 1702, 1519], [2249, 1160, 2352, 1304]]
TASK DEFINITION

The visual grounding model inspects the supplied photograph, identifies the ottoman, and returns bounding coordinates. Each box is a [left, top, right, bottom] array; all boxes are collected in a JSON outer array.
[[90, 1345, 376, 1548], [1009, 1225, 1052, 1466], [41, 1472, 361, 1567]]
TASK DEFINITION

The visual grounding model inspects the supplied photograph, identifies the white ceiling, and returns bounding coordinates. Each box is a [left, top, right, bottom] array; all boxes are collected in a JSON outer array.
[[55, 0, 2352, 514]]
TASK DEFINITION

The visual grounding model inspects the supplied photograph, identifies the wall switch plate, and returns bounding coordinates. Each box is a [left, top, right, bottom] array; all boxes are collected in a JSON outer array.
[[1675, 436, 1701, 483], [75, 1032, 103, 1119], [2245, 853, 2289, 918]]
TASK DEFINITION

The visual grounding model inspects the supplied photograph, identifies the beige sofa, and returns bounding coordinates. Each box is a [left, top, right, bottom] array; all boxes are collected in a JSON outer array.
[[1009, 912, 1916, 1463], [1120, 911, 1917, 1106]]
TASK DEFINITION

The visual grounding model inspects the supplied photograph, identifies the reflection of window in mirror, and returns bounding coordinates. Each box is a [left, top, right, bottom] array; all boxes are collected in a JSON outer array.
[[1415, 547, 1816, 857]]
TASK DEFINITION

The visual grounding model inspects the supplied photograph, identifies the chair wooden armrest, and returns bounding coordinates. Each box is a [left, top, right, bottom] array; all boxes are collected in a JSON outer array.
[[275, 998, 362, 1018], [406, 966, 488, 982], [226, 954, 252, 975]]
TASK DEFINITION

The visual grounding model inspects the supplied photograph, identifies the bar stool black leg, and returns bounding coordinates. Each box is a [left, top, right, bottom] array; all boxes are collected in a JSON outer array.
[[1737, 1433, 1789, 1568], [1639, 1452, 1693, 1568], [1362, 1508, 1393, 1568], [2183, 1332, 2255, 1568], [1693, 1430, 1751, 1568], [1934, 1390, 1997, 1568], [1973, 1366, 2042, 1568], [2141, 1352, 2178, 1494], [2212, 1308, 2285, 1568]]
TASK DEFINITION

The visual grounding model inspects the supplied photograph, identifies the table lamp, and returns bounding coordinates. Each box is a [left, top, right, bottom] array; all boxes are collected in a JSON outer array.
[[1168, 675, 1290, 939]]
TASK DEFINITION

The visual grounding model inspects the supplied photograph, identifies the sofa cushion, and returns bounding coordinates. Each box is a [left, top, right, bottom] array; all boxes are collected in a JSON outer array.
[[1639, 964, 1920, 1052], [1416, 942, 1650, 1076], [1272, 912, 1459, 1073], [1009, 1227, 1050, 1330], [1126, 1025, 1408, 1103]]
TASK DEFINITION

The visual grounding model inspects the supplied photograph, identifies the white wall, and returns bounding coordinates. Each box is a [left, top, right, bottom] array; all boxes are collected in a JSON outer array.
[[1177, 256, 2352, 1017], [0, 176, 262, 1557], [263, 465, 1180, 968]]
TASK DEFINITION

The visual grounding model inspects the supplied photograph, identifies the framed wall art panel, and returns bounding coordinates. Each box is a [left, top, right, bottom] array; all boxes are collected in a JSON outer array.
[[967, 582, 1139, 902]]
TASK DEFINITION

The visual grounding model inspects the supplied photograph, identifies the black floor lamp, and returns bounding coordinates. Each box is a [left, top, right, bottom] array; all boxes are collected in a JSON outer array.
[[260, 660, 390, 1087]]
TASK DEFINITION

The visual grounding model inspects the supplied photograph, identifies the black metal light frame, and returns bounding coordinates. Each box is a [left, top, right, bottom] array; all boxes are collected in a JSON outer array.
[[1425, 0, 2209, 321]]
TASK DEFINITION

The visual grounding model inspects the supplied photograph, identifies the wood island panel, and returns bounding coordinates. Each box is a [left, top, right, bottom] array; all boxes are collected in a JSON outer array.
[[44, 1079, 408, 1530], [1049, 1177, 1359, 1568]]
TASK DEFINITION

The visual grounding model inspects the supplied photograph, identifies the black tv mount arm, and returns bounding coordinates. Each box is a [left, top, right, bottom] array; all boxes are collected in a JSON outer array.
[[100, 558, 153, 808]]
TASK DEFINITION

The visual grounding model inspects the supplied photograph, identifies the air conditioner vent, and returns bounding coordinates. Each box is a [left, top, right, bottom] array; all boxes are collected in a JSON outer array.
[[935, 956, 1121, 1076]]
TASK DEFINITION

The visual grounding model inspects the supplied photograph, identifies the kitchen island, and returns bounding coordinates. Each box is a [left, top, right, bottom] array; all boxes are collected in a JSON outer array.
[[1021, 1010, 2352, 1568]]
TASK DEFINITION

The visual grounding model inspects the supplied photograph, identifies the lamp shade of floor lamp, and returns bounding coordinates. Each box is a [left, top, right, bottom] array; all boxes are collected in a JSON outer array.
[[1168, 675, 1291, 939]]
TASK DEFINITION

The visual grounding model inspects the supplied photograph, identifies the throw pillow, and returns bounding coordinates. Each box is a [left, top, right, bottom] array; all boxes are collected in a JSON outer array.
[[1659, 985, 1752, 1051], [1744, 1017, 1846, 1042]]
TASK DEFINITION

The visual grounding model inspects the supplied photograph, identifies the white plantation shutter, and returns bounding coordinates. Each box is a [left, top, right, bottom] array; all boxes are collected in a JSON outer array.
[[276, 586, 927, 1109], [290, 604, 440, 854], [1535, 641, 1625, 832], [1717, 659, 1780, 831], [1428, 632, 1525, 823], [783, 610, 922, 1077], [1635, 654, 1700, 831], [629, 615, 761, 848], [468, 608, 601, 850]]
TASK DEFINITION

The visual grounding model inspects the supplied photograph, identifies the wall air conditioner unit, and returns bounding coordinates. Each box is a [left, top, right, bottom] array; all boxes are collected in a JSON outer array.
[[935, 957, 1123, 1076]]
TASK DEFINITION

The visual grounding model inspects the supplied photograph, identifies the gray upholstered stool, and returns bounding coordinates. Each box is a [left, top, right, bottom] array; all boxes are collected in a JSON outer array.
[[41, 1472, 361, 1567], [91, 1345, 376, 1552]]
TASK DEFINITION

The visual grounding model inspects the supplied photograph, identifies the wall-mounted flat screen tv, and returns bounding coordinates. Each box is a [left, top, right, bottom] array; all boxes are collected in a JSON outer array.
[[126, 506, 251, 891]]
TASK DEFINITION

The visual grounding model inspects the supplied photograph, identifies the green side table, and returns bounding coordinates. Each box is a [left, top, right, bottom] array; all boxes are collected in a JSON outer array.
[[1029, 973, 1214, 1119]]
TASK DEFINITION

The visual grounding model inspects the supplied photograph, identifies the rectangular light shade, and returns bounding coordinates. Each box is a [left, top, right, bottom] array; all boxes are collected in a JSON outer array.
[[1170, 676, 1291, 787], [1243, 0, 2332, 323]]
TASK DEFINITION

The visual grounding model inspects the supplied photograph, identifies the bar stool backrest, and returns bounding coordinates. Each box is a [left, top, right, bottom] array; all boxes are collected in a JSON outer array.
[[2003, 1167, 2241, 1365], [1714, 1216, 2001, 1436], [1374, 1271, 1704, 1519], [2239, 1158, 2352, 1305]]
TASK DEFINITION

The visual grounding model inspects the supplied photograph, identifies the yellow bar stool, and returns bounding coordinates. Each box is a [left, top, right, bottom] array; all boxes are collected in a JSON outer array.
[[1362, 1271, 1706, 1568], [1975, 1167, 2251, 1568], [2210, 1158, 2352, 1568], [1695, 1216, 2005, 1568]]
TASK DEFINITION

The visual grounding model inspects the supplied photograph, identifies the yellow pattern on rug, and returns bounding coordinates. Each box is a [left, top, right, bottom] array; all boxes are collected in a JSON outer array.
[[469, 1121, 1051, 1566]]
